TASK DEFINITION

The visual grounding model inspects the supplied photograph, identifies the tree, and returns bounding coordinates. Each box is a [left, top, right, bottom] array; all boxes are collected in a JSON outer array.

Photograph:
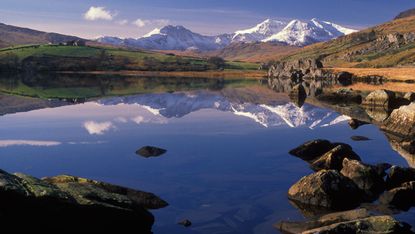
[[207, 56, 225, 70]]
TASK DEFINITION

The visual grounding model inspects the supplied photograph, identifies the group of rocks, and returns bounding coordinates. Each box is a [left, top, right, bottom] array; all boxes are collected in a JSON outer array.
[[277, 139, 415, 233]]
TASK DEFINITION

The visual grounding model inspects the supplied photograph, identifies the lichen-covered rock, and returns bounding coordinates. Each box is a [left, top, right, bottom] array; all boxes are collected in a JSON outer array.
[[380, 181, 415, 210], [340, 159, 385, 200], [383, 103, 415, 138], [288, 170, 363, 210], [362, 89, 396, 109], [268, 59, 324, 79], [289, 139, 334, 161], [302, 215, 412, 234], [276, 208, 372, 234], [310, 145, 361, 171], [43, 175, 168, 210]]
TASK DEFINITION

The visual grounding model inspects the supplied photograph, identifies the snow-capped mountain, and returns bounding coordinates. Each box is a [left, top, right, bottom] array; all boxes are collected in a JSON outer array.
[[232, 19, 287, 43], [263, 18, 357, 46], [98, 25, 231, 51], [96, 18, 356, 50], [97, 91, 350, 128]]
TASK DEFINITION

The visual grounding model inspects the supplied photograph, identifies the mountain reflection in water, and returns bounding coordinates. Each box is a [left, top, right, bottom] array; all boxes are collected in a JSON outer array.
[[0, 74, 413, 233]]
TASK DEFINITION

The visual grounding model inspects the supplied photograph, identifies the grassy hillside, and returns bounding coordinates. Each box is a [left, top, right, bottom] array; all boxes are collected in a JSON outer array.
[[0, 44, 258, 72], [279, 15, 415, 68], [0, 23, 81, 48]]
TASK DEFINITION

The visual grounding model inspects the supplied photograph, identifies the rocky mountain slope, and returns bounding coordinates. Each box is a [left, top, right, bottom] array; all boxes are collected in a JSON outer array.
[[276, 15, 415, 68]]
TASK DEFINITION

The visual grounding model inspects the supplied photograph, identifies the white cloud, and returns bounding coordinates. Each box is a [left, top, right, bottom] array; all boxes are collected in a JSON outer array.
[[84, 6, 115, 21], [131, 116, 145, 124], [0, 140, 61, 147], [131, 115, 167, 125], [116, 19, 129, 25], [83, 121, 114, 135], [132, 18, 170, 28]]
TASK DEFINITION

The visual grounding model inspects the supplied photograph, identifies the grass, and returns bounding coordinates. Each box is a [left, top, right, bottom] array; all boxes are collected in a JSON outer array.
[[327, 67, 415, 81], [0, 44, 259, 72]]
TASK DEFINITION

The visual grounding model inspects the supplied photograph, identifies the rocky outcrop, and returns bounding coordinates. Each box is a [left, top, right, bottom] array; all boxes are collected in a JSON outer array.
[[268, 59, 323, 79], [383, 103, 415, 138], [288, 170, 363, 210], [395, 8, 415, 19], [362, 89, 396, 109], [0, 169, 168, 233], [404, 92, 415, 102], [289, 139, 335, 161], [385, 166, 415, 190], [340, 159, 385, 200]]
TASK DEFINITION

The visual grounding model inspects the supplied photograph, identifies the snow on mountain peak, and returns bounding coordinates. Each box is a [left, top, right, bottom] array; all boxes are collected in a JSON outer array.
[[142, 28, 162, 38], [232, 19, 287, 42]]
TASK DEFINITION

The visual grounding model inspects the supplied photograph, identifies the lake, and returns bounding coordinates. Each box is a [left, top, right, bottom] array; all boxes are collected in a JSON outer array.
[[0, 74, 413, 233]]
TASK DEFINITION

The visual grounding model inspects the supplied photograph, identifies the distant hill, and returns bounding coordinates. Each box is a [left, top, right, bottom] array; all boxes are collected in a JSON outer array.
[[0, 23, 83, 48], [276, 15, 415, 68], [395, 8, 415, 20]]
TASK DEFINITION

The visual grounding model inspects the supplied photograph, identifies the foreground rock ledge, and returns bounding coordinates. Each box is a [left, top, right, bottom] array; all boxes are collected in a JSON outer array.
[[0, 169, 168, 232]]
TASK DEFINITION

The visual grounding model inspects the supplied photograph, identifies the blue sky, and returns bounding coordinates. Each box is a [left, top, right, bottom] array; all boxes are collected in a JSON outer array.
[[0, 0, 414, 39]]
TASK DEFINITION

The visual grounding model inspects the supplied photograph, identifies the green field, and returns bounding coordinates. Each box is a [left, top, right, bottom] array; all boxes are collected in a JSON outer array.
[[0, 44, 258, 72]]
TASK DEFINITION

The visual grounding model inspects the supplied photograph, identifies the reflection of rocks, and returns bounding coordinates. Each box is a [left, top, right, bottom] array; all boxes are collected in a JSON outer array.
[[288, 170, 363, 210], [316, 88, 362, 104], [0, 170, 167, 232], [363, 105, 392, 122], [136, 146, 167, 158], [348, 118, 369, 130], [362, 89, 396, 109], [288, 84, 307, 107], [336, 71, 353, 86]]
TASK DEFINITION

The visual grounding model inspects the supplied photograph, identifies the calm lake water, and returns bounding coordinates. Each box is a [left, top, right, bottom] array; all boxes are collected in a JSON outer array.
[[0, 75, 413, 233]]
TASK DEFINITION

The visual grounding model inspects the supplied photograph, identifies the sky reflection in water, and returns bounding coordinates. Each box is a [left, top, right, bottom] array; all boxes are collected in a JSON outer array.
[[0, 89, 411, 234]]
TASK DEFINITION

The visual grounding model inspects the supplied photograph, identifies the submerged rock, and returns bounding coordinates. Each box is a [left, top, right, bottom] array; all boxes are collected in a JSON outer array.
[[288, 170, 363, 210], [310, 145, 361, 171], [136, 146, 167, 158], [351, 135, 371, 141], [340, 159, 385, 201], [178, 219, 192, 227]]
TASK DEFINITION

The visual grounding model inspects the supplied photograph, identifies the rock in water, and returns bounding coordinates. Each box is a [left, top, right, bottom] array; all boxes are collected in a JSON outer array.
[[340, 159, 385, 201], [362, 89, 396, 109], [289, 139, 334, 161], [310, 145, 361, 171], [137, 146, 167, 158], [337, 71, 353, 86], [404, 92, 415, 102], [178, 219, 192, 227], [383, 103, 415, 138], [380, 181, 415, 210], [385, 166, 415, 189], [288, 170, 363, 210], [351, 135, 371, 141]]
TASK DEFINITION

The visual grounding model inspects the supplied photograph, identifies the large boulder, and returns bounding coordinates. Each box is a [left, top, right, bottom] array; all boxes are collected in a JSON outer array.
[[288, 170, 363, 210], [385, 166, 415, 189], [383, 103, 415, 138], [337, 71, 353, 86], [362, 89, 396, 109], [380, 181, 415, 210], [404, 92, 415, 102], [310, 145, 361, 171], [340, 159, 385, 200], [268, 59, 324, 79], [0, 170, 168, 233], [289, 139, 334, 161]]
